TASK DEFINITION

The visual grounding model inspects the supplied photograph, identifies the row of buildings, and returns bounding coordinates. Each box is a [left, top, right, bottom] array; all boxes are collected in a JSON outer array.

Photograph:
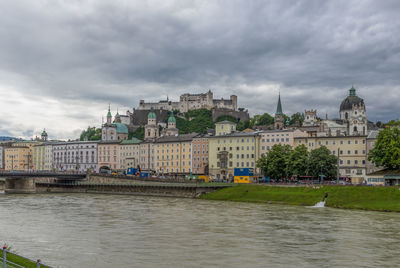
[[0, 86, 384, 183]]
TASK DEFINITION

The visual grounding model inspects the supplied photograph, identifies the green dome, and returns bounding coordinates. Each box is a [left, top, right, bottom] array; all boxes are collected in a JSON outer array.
[[148, 107, 156, 119], [114, 123, 128, 134], [168, 112, 176, 123], [41, 129, 47, 136]]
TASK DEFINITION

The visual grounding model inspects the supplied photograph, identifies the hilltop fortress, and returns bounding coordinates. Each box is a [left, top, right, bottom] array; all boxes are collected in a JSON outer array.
[[138, 90, 238, 113]]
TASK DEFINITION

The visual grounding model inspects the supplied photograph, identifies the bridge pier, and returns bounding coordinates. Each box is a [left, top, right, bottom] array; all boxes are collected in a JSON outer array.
[[4, 177, 36, 194]]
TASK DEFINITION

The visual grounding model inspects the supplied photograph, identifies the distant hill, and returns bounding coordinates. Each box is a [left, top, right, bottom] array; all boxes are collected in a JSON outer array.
[[0, 136, 16, 141]]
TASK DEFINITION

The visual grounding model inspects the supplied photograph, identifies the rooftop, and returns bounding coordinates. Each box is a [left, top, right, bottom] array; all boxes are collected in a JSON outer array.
[[155, 133, 199, 143], [120, 138, 142, 144]]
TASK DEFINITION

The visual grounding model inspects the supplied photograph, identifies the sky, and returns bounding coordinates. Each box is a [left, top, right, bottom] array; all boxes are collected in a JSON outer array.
[[0, 0, 399, 140]]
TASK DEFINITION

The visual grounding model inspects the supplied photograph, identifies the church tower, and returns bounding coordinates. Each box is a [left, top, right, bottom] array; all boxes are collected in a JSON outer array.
[[114, 109, 121, 123], [339, 86, 367, 135], [41, 129, 48, 141], [144, 107, 159, 140], [274, 93, 284, 130], [106, 105, 112, 124], [162, 111, 179, 136]]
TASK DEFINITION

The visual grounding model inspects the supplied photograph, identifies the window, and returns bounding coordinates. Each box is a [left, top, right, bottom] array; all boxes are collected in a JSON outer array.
[[347, 160, 351, 165]]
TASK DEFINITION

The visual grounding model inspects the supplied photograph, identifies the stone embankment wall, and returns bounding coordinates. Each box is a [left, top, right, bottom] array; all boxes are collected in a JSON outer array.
[[36, 182, 225, 198]]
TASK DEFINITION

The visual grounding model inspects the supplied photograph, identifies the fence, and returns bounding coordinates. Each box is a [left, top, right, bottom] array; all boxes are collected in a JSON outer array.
[[1, 247, 49, 268]]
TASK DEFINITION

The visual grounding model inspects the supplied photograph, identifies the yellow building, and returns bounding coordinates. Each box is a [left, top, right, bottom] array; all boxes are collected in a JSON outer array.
[[5, 146, 31, 171], [294, 135, 367, 183], [215, 121, 236, 136], [5, 141, 40, 171], [33, 144, 46, 171], [209, 132, 260, 181], [154, 133, 198, 174], [120, 138, 142, 170]]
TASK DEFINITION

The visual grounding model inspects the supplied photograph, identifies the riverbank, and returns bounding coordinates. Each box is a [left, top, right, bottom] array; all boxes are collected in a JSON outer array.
[[201, 184, 400, 212], [0, 248, 50, 268]]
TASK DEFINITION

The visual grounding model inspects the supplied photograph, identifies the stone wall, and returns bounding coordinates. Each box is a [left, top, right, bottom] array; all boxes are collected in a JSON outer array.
[[212, 108, 250, 122]]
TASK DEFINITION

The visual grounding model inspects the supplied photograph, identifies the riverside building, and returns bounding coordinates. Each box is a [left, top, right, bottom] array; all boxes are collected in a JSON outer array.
[[294, 135, 367, 183], [53, 141, 98, 172], [119, 138, 141, 170], [154, 133, 197, 174], [209, 121, 260, 180]]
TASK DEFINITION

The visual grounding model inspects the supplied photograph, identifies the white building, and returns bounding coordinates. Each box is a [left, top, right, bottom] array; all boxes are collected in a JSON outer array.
[[53, 141, 98, 172]]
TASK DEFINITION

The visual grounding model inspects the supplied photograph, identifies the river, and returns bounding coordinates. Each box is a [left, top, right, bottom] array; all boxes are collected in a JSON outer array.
[[0, 193, 399, 268]]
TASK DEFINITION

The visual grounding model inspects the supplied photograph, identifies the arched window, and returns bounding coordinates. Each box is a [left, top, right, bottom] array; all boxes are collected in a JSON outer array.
[[345, 112, 348, 120], [353, 126, 358, 132]]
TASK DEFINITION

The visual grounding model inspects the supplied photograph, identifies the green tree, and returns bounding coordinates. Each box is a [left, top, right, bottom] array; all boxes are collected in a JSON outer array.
[[368, 127, 400, 169], [286, 144, 309, 177], [237, 120, 250, 131], [257, 144, 292, 179], [130, 126, 144, 140], [80, 126, 101, 141], [307, 146, 338, 179], [290, 112, 305, 126], [216, 115, 237, 123], [176, 109, 214, 134], [385, 120, 400, 127], [251, 113, 274, 127]]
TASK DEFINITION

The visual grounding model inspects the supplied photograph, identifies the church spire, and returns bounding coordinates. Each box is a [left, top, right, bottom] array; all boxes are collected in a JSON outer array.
[[276, 92, 283, 115]]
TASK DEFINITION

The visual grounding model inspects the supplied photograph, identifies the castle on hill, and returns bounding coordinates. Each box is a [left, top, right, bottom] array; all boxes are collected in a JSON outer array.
[[138, 90, 238, 113]]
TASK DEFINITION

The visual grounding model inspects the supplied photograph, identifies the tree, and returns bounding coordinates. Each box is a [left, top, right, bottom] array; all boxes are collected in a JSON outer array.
[[368, 127, 400, 169], [290, 112, 305, 126], [216, 115, 237, 123], [307, 146, 337, 179], [176, 109, 214, 134], [257, 144, 292, 179], [80, 126, 101, 141], [130, 126, 144, 140], [286, 144, 309, 177], [237, 120, 250, 131], [251, 113, 274, 127]]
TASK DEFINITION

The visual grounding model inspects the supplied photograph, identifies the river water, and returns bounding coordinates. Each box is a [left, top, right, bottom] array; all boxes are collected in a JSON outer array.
[[0, 193, 399, 268]]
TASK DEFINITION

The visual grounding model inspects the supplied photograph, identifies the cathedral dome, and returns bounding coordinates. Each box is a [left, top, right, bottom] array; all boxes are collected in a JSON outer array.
[[114, 123, 128, 134], [340, 86, 364, 111], [168, 112, 176, 123]]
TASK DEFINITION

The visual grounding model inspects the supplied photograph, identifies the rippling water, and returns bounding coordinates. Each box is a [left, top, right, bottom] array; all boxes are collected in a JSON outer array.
[[1, 193, 400, 268]]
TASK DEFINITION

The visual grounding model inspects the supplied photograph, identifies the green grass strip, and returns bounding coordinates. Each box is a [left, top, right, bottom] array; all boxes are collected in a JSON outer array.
[[1, 249, 51, 268], [201, 185, 400, 212]]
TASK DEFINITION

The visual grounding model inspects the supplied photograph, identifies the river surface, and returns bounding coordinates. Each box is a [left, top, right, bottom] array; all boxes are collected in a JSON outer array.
[[0, 193, 400, 268]]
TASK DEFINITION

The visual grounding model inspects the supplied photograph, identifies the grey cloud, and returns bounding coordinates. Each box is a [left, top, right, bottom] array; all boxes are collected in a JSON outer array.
[[0, 0, 400, 138]]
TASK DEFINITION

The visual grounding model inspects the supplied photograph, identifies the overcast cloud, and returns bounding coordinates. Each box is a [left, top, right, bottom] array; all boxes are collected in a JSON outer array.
[[0, 0, 399, 139]]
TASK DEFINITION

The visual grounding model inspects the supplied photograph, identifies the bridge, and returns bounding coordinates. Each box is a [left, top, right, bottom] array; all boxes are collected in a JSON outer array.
[[0, 172, 231, 197], [0, 172, 87, 193]]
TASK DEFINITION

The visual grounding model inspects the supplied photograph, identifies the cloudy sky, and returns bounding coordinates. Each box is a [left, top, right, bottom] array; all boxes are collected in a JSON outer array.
[[0, 0, 399, 140]]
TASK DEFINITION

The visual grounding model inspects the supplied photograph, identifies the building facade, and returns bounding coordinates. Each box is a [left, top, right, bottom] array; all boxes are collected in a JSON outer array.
[[139, 141, 155, 171], [366, 130, 383, 174], [53, 141, 98, 172], [215, 121, 236, 136], [33, 143, 54, 171], [209, 132, 260, 180], [4, 146, 31, 171], [294, 135, 367, 183], [97, 141, 120, 171], [192, 135, 209, 174], [120, 138, 141, 170], [259, 129, 308, 156], [154, 134, 197, 174]]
